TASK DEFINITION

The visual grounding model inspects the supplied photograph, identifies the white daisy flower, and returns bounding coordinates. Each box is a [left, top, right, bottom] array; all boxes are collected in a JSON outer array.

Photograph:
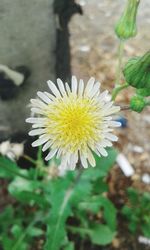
[[26, 76, 120, 170]]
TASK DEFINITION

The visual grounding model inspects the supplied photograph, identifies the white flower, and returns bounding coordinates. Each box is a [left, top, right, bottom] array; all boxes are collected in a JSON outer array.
[[26, 76, 120, 170]]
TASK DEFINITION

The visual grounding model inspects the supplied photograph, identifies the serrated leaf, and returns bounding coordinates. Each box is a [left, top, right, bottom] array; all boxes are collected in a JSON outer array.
[[99, 196, 117, 231], [8, 177, 47, 207], [0, 157, 20, 178]]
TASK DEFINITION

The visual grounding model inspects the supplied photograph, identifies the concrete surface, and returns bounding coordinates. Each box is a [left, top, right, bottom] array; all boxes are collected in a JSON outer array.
[[0, 0, 56, 139]]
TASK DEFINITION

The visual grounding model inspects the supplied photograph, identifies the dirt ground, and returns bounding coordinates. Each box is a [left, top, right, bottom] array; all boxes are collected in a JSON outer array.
[[70, 1, 150, 249], [70, 0, 150, 188]]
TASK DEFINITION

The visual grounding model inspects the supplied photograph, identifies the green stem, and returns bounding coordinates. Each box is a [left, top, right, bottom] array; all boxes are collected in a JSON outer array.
[[67, 225, 90, 235], [34, 146, 44, 179], [22, 154, 36, 165], [116, 40, 125, 86], [112, 82, 129, 100]]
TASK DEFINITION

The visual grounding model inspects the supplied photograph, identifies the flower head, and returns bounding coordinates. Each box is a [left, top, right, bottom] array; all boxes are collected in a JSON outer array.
[[26, 76, 120, 170]]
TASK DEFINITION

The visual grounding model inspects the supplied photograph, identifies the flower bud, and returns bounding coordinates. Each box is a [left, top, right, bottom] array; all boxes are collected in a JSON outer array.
[[115, 0, 140, 40], [123, 51, 150, 89], [130, 95, 146, 112]]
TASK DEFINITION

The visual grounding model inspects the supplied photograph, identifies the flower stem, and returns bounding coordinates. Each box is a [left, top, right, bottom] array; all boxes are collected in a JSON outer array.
[[112, 82, 129, 101], [116, 40, 125, 86], [22, 154, 36, 165]]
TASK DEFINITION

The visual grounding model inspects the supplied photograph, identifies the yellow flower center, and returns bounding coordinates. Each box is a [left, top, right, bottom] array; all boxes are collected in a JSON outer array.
[[44, 95, 102, 152]]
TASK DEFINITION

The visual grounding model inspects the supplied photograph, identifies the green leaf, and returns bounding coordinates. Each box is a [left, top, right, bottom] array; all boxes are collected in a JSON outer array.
[[99, 196, 117, 231], [127, 188, 139, 204], [11, 224, 22, 238], [89, 224, 116, 245], [0, 206, 14, 232], [82, 148, 117, 181], [1, 235, 14, 250], [141, 223, 150, 238], [0, 157, 20, 178], [68, 224, 116, 246], [63, 242, 75, 250], [27, 227, 44, 237], [8, 176, 47, 207], [44, 178, 74, 250]]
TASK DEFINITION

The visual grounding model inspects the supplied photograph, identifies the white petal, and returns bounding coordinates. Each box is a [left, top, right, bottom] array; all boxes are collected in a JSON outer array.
[[78, 79, 84, 97], [32, 123, 46, 128], [99, 90, 109, 102], [56, 148, 62, 158], [71, 76, 78, 94], [28, 129, 45, 136], [105, 133, 118, 142], [31, 108, 44, 115], [99, 148, 108, 157], [100, 139, 112, 147], [104, 116, 112, 121], [30, 99, 47, 109], [32, 135, 49, 147], [80, 154, 88, 168], [69, 153, 78, 170], [87, 149, 96, 167], [57, 78, 67, 97], [61, 153, 71, 168], [89, 81, 101, 98], [26, 117, 46, 124], [94, 148, 101, 157], [47, 80, 61, 98], [103, 102, 113, 111], [84, 77, 95, 96], [97, 147, 108, 157], [37, 91, 51, 104], [42, 140, 53, 152], [65, 82, 71, 95], [44, 92, 56, 101], [45, 148, 58, 161], [109, 121, 121, 127], [104, 106, 120, 116]]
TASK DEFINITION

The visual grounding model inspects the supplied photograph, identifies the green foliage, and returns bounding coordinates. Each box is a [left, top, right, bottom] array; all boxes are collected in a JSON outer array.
[[122, 188, 150, 238], [0, 148, 117, 250]]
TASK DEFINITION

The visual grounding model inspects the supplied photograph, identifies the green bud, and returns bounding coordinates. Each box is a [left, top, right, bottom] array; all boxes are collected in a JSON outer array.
[[123, 51, 150, 89], [115, 0, 140, 40], [136, 88, 150, 97], [130, 95, 146, 112]]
